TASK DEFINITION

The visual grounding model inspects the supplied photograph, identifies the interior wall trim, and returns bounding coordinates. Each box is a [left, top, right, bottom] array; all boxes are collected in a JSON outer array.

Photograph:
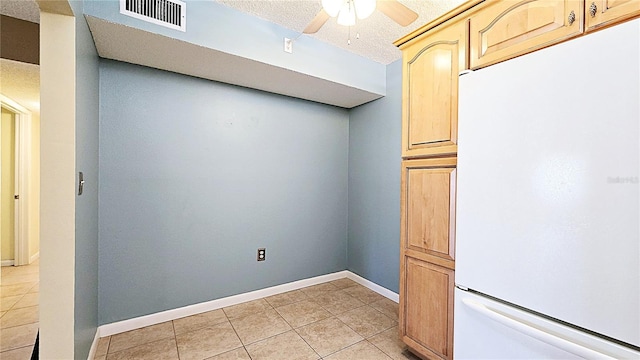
[[96, 270, 399, 339], [346, 271, 399, 302]]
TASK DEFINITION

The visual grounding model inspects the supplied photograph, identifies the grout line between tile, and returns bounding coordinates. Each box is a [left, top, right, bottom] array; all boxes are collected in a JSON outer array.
[[292, 325, 320, 356], [292, 328, 322, 360], [243, 345, 253, 360], [367, 338, 397, 360], [325, 340, 364, 359], [107, 324, 177, 355], [95, 336, 112, 359], [0, 344, 35, 355], [273, 307, 295, 330], [171, 319, 181, 360], [225, 309, 246, 348], [368, 302, 398, 321], [366, 339, 395, 360]]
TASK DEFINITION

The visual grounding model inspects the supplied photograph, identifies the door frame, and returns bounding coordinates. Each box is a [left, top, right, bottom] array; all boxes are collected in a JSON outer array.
[[1, 94, 32, 266]]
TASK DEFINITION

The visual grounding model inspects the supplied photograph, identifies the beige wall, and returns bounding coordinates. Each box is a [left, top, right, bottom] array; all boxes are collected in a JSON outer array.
[[1, 107, 16, 262], [39, 10, 76, 359], [30, 112, 40, 259]]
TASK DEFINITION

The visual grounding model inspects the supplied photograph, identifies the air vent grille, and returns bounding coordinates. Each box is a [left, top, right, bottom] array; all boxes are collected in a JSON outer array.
[[120, 0, 186, 32]]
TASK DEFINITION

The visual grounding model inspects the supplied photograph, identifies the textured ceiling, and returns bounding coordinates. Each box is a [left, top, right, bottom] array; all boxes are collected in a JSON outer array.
[[0, 2, 40, 115], [214, 0, 466, 64], [0, 0, 466, 64], [0, 0, 464, 113], [0, 59, 40, 117]]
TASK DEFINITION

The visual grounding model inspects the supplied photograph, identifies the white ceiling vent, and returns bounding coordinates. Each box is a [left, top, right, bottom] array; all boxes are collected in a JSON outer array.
[[120, 0, 186, 32]]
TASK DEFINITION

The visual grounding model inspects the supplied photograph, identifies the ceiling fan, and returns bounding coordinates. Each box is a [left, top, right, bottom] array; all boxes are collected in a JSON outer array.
[[303, 0, 419, 34]]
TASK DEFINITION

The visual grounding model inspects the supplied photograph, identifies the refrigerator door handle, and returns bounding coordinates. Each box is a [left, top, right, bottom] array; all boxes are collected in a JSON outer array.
[[462, 298, 617, 359]]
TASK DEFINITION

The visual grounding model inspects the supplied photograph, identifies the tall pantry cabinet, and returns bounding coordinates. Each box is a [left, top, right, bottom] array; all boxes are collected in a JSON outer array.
[[395, 0, 640, 359], [395, 6, 471, 360]]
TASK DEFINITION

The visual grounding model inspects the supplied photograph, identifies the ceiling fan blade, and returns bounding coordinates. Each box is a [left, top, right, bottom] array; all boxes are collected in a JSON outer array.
[[304, 9, 330, 34], [377, 0, 419, 27]]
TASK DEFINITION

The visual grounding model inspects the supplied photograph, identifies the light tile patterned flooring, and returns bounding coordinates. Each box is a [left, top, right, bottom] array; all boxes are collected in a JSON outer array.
[[95, 278, 420, 360], [0, 260, 40, 360]]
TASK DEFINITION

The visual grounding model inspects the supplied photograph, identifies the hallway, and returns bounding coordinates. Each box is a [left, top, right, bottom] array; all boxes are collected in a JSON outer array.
[[0, 260, 39, 359]]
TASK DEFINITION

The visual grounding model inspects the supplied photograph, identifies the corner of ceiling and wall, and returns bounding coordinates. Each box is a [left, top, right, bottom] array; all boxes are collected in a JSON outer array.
[[84, 0, 386, 108]]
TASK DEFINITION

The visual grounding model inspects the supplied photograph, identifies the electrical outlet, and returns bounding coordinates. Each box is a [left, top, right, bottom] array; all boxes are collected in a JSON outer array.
[[284, 38, 293, 53], [257, 248, 266, 261]]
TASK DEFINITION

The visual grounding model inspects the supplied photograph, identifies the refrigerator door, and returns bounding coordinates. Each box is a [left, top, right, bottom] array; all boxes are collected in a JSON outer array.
[[454, 289, 640, 359], [456, 18, 640, 348]]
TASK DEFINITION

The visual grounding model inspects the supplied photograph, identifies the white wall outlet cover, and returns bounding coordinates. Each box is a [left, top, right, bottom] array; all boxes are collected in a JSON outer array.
[[284, 38, 293, 53]]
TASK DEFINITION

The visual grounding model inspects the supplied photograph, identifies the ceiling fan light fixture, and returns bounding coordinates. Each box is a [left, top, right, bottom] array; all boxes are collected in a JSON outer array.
[[354, 0, 376, 19], [304, 0, 418, 35], [322, 0, 344, 17], [336, 0, 356, 26]]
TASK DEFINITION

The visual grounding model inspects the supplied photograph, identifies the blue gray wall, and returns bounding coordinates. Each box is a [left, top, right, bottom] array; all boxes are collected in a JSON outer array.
[[347, 60, 402, 293], [72, 1, 100, 358], [98, 60, 349, 324]]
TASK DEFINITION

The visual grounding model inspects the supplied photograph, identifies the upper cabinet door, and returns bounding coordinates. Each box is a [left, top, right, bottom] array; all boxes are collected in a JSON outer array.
[[400, 18, 466, 159], [585, 0, 640, 31], [469, 0, 584, 69]]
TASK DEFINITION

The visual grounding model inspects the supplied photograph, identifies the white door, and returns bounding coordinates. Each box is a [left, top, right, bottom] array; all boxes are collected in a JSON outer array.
[[0, 97, 32, 267], [1, 107, 16, 265]]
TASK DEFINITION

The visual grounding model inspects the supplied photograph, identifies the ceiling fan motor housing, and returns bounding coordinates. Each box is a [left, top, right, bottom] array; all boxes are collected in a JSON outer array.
[[322, 0, 377, 26]]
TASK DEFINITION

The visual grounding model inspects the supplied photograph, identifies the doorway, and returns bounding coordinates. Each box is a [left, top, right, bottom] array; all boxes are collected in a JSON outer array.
[[0, 94, 34, 268], [1, 106, 17, 266], [0, 98, 39, 358]]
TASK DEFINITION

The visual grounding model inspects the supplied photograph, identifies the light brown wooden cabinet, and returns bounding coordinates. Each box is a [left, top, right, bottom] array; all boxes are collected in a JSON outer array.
[[585, 0, 640, 31], [469, 0, 584, 69], [398, 17, 466, 159], [402, 257, 455, 360], [404, 161, 456, 264], [400, 157, 456, 360]]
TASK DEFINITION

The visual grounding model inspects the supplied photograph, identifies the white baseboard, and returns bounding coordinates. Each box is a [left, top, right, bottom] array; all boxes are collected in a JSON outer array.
[[1, 254, 39, 267], [98, 270, 399, 337], [86, 328, 101, 360], [100, 270, 348, 336], [346, 272, 399, 303]]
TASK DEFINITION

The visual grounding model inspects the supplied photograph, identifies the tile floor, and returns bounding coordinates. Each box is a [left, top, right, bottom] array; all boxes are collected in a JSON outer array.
[[0, 260, 40, 360], [95, 278, 420, 360]]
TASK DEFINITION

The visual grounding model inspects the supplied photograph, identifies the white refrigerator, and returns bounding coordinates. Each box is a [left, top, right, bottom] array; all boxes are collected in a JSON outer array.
[[454, 18, 640, 359]]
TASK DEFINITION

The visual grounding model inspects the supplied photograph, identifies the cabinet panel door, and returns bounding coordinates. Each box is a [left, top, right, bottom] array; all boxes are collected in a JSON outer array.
[[469, 0, 584, 69], [585, 0, 640, 31], [401, 257, 455, 360], [400, 19, 466, 158], [401, 158, 456, 262]]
